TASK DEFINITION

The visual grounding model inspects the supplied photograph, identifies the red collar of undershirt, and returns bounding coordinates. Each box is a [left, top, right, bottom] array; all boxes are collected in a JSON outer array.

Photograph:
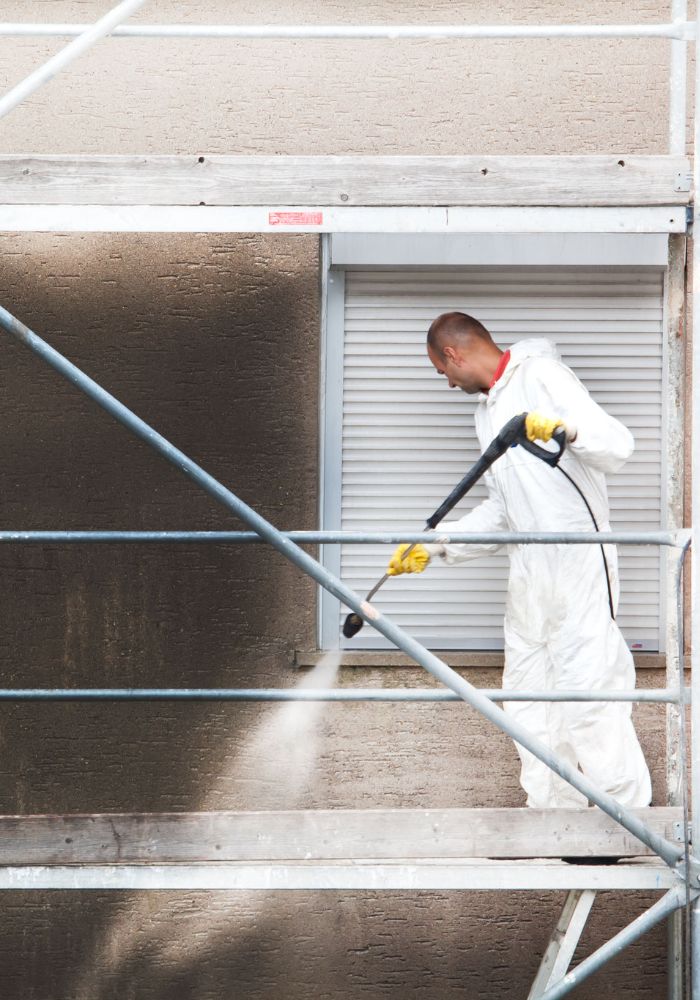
[[488, 350, 511, 391]]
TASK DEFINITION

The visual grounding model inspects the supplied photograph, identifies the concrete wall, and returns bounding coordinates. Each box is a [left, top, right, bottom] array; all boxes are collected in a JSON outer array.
[[0, 2, 683, 998]]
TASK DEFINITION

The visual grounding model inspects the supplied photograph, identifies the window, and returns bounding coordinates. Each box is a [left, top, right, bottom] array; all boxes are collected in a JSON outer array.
[[321, 238, 667, 652]]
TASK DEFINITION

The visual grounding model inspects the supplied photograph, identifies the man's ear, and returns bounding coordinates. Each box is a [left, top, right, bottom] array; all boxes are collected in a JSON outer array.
[[442, 344, 457, 363]]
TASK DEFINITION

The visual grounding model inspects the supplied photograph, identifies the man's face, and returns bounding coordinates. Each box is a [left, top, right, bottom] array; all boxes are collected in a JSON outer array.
[[427, 343, 483, 394]]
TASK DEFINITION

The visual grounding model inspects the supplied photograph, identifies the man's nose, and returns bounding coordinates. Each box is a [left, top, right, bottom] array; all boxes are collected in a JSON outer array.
[[448, 379, 455, 388]]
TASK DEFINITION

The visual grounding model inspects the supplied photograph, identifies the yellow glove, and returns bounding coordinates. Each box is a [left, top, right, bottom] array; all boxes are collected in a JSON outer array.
[[525, 411, 565, 444], [387, 543, 431, 576]]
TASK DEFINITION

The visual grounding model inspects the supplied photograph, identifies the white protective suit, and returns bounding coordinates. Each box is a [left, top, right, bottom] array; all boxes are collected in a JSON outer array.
[[440, 338, 652, 808]]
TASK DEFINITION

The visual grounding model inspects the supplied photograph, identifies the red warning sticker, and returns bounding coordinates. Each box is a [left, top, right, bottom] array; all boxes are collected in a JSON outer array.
[[268, 211, 323, 226]]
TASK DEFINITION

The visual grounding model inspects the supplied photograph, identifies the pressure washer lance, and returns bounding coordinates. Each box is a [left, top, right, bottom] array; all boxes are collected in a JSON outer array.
[[342, 412, 567, 639]]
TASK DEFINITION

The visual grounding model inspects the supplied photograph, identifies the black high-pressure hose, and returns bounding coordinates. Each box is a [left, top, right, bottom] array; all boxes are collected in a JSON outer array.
[[555, 466, 616, 621]]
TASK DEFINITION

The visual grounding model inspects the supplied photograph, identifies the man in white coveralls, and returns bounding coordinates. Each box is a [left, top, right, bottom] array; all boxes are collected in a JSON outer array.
[[387, 311, 651, 809]]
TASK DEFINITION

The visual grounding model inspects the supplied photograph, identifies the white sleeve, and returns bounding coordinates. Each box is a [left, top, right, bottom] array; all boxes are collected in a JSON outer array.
[[437, 469, 509, 564], [531, 358, 634, 474]]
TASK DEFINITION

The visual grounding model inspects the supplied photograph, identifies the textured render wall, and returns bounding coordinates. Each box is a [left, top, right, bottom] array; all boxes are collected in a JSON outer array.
[[0, 0, 675, 155], [0, 2, 683, 999]]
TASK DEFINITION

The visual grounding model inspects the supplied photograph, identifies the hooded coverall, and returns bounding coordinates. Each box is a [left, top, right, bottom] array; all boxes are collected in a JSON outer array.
[[440, 339, 652, 808]]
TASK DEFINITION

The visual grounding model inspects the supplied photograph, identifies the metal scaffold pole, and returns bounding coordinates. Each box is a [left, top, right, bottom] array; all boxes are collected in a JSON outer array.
[[690, 8, 700, 995], [0, 22, 689, 40], [667, 9, 689, 977], [0, 529, 678, 546], [671, 1, 689, 155], [0, 687, 681, 703]]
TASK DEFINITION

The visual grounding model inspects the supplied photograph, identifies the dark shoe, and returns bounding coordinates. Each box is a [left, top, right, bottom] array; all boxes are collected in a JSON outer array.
[[561, 856, 623, 865]]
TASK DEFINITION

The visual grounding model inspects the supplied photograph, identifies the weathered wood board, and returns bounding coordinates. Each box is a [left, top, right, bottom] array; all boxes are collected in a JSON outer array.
[[0, 807, 680, 863], [0, 155, 690, 206]]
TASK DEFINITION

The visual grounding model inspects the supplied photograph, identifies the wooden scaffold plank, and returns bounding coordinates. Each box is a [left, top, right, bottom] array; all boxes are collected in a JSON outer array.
[[0, 807, 681, 864], [0, 155, 690, 207]]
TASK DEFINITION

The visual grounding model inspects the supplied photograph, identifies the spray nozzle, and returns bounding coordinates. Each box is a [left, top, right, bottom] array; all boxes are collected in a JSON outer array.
[[342, 612, 364, 639]]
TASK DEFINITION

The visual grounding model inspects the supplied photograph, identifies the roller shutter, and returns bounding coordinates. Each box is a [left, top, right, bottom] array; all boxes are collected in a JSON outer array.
[[335, 267, 664, 651]]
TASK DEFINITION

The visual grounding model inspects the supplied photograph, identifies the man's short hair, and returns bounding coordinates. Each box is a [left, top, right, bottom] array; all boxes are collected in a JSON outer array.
[[427, 312, 493, 358]]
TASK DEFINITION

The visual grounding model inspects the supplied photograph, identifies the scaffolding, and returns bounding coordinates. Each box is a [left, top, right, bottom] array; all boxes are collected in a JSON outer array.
[[0, 5, 697, 999]]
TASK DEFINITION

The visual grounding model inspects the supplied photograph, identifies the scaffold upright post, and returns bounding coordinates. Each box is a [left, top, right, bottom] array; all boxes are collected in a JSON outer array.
[[690, 9, 700, 994], [671, 1, 689, 155]]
